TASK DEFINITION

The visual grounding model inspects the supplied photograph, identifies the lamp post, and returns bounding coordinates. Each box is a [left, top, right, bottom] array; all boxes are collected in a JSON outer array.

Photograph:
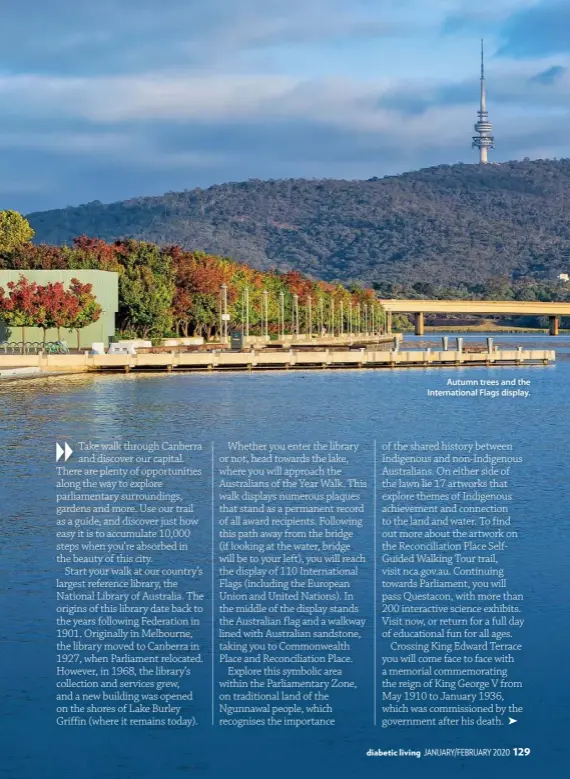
[[319, 298, 324, 335], [262, 289, 269, 338], [220, 284, 228, 343], [330, 298, 335, 337], [357, 302, 361, 335], [244, 286, 250, 339], [340, 300, 344, 336], [371, 304, 375, 336], [293, 293, 299, 337], [279, 290, 285, 339], [307, 295, 312, 336], [348, 300, 353, 335], [364, 304, 369, 336]]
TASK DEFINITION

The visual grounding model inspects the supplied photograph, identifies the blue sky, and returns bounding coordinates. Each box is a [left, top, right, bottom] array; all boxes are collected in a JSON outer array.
[[0, 0, 568, 212]]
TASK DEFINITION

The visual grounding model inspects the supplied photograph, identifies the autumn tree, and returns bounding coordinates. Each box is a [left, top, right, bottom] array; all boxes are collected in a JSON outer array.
[[0, 242, 70, 271], [0, 211, 35, 253], [35, 282, 67, 347], [168, 247, 197, 337], [169, 249, 233, 339], [69, 236, 120, 272], [0, 276, 42, 351], [46, 283, 81, 342], [0, 235, 383, 341], [65, 279, 102, 348]]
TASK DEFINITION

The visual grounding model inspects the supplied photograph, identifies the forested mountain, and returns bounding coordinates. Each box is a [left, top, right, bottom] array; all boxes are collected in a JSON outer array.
[[26, 158, 570, 286]]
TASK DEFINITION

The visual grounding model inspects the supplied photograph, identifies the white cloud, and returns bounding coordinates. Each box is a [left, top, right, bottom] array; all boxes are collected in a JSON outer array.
[[0, 131, 131, 154], [0, 73, 301, 122], [0, 126, 236, 173], [1, 58, 569, 133], [444, 0, 541, 25]]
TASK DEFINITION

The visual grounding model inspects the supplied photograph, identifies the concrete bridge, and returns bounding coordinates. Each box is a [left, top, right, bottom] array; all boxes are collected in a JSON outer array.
[[379, 299, 570, 336]]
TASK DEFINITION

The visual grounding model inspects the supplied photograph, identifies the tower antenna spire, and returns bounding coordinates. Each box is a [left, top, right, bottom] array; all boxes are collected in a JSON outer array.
[[472, 38, 495, 163]]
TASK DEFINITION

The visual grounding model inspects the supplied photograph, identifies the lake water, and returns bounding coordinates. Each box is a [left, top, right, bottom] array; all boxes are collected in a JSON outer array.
[[1, 334, 568, 779]]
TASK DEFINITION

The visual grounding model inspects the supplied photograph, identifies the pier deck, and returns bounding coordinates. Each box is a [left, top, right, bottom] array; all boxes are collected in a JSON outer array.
[[0, 347, 555, 375], [90, 348, 554, 372]]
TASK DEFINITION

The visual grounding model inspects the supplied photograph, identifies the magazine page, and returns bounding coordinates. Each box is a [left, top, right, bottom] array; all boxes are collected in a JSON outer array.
[[0, 5, 567, 779]]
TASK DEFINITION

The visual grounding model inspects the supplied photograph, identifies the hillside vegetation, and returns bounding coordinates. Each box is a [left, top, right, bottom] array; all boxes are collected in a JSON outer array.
[[26, 159, 570, 286]]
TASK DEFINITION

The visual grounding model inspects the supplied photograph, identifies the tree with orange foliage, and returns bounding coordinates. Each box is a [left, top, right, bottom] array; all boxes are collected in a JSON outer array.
[[0, 236, 384, 339]]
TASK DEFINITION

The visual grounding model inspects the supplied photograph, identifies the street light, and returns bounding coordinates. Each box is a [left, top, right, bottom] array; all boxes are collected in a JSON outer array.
[[348, 300, 353, 335], [340, 300, 344, 336], [330, 298, 335, 337], [307, 295, 312, 336], [220, 284, 228, 343], [293, 293, 299, 337], [262, 289, 269, 338], [279, 290, 285, 339], [244, 286, 250, 339], [319, 298, 324, 335], [357, 302, 361, 335], [364, 304, 369, 335]]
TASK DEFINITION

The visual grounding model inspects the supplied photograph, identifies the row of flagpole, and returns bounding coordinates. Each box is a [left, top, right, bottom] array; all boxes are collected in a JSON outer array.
[[219, 284, 382, 340]]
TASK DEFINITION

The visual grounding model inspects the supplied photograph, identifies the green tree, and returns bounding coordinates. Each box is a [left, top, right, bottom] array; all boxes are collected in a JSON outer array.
[[115, 240, 175, 338], [0, 211, 34, 253]]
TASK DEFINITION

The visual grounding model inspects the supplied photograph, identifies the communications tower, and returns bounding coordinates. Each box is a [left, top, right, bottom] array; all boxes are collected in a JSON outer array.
[[472, 39, 495, 164]]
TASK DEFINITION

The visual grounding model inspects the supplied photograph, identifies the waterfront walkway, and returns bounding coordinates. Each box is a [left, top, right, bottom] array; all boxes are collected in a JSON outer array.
[[0, 346, 555, 375]]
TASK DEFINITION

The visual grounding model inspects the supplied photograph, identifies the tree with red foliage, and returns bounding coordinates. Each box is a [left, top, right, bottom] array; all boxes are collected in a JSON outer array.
[[281, 270, 313, 299], [1, 243, 70, 271], [0, 276, 43, 351], [51, 287, 80, 342], [35, 282, 67, 347], [65, 279, 102, 349], [170, 250, 234, 338], [71, 236, 120, 272], [0, 237, 384, 340], [169, 250, 196, 337]]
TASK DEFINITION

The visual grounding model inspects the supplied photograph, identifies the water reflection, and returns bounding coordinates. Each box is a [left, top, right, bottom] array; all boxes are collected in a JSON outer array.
[[1, 342, 569, 779]]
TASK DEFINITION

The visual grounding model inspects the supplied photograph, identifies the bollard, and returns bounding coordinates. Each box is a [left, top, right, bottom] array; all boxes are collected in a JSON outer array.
[[442, 336, 449, 351], [393, 337, 400, 353], [486, 337, 494, 353], [456, 337, 463, 353]]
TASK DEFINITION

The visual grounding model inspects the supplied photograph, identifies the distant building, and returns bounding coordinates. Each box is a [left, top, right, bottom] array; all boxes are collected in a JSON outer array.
[[558, 273, 569, 282], [0, 269, 118, 346], [472, 40, 495, 164]]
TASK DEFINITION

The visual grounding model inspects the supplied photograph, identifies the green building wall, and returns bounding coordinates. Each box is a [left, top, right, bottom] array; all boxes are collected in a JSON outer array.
[[0, 270, 118, 347]]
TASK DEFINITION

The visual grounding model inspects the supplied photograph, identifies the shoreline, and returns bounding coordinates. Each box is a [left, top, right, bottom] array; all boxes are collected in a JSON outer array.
[[0, 368, 80, 382], [0, 346, 555, 378]]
